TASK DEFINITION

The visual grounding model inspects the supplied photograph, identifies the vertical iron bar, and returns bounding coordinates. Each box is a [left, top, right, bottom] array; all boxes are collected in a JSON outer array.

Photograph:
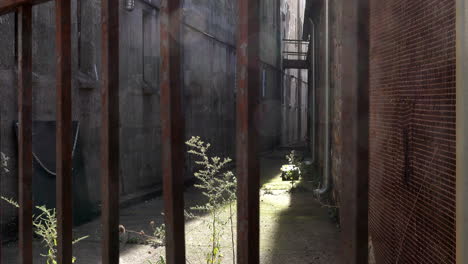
[[101, 0, 119, 262], [17, 5, 33, 264], [340, 0, 369, 263], [56, 0, 73, 262], [160, 1, 186, 263], [236, 0, 260, 263], [0, 115, 1, 264]]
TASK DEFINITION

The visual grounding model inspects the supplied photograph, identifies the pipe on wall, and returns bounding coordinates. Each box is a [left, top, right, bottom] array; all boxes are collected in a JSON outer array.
[[296, 0, 302, 142], [309, 18, 316, 163], [315, 0, 330, 195]]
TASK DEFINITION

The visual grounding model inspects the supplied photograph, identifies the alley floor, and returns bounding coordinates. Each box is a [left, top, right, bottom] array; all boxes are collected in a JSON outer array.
[[2, 150, 340, 264]]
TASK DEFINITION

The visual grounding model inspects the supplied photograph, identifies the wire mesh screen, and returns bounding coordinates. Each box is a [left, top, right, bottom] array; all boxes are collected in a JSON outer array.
[[369, 0, 456, 263]]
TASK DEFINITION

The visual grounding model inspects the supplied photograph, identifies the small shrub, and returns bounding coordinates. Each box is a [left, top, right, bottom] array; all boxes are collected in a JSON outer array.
[[1, 197, 88, 264], [147, 256, 165, 264], [280, 164, 300, 182], [1, 153, 87, 263], [286, 151, 304, 169], [281, 151, 304, 187], [149, 221, 166, 247], [186, 136, 237, 264], [124, 136, 237, 264]]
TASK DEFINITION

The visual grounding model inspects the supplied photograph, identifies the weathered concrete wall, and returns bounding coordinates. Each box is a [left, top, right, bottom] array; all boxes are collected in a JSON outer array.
[[182, 0, 237, 174], [119, 1, 163, 196], [0, 1, 165, 225], [259, 0, 283, 151], [0, 0, 284, 228], [281, 0, 308, 146], [0, 13, 21, 227]]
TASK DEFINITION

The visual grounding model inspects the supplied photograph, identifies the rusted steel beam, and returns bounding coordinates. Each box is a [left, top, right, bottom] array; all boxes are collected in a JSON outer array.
[[100, 0, 119, 262], [160, 0, 186, 263], [340, 0, 369, 263], [236, 0, 261, 263], [56, 0, 73, 262], [17, 5, 33, 264], [0, 0, 50, 16]]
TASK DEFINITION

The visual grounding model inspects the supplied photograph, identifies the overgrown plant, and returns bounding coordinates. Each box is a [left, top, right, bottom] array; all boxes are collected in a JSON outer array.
[[186, 136, 237, 264], [1, 153, 88, 264], [146, 256, 166, 264], [286, 150, 304, 173], [123, 137, 237, 264], [1, 197, 89, 264], [281, 151, 303, 187]]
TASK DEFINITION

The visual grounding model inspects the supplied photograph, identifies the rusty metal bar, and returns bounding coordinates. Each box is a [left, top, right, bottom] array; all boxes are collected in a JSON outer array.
[[17, 5, 33, 264], [0, 0, 50, 15], [0, 73, 1, 264], [56, 0, 73, 262], [160, 0, 186, 263], [340, 0, 369, 263], [236, 0, 260, 263], [100, 0, 119, 262]]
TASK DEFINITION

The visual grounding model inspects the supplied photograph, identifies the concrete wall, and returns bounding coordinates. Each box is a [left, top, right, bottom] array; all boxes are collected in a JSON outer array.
[[182, 0, 237, 174], [259, 0, 283, 151], [281, 0, 309, 146], [0, 0, 283, 228]]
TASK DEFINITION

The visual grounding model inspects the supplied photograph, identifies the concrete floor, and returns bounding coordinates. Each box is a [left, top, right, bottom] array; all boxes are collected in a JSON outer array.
[[2, 151, 340, 263]]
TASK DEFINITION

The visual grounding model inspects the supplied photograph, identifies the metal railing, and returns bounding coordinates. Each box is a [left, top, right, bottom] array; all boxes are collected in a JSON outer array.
[[283, 39, 309, 61]]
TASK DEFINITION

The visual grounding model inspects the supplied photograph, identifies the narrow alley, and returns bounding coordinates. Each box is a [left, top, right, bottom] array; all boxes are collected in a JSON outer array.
[[0, 0, 466, 263]]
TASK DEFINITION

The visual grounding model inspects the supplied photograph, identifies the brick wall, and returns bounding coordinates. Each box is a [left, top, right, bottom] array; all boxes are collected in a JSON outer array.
[[369, 0, 456, 263]]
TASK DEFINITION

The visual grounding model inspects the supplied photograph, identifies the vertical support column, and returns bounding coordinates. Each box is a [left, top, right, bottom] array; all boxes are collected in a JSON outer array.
[[101, 0, 119, 262], [340, 0, 369, 263], [457, 0, 468, 262], [160, 1, 186, 263], [56, 0, 73, 262], [17, 5, 33, 264], [236, 0, 260, 263], [296, 0, 302, 142], [0, 100, 1, 264]]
